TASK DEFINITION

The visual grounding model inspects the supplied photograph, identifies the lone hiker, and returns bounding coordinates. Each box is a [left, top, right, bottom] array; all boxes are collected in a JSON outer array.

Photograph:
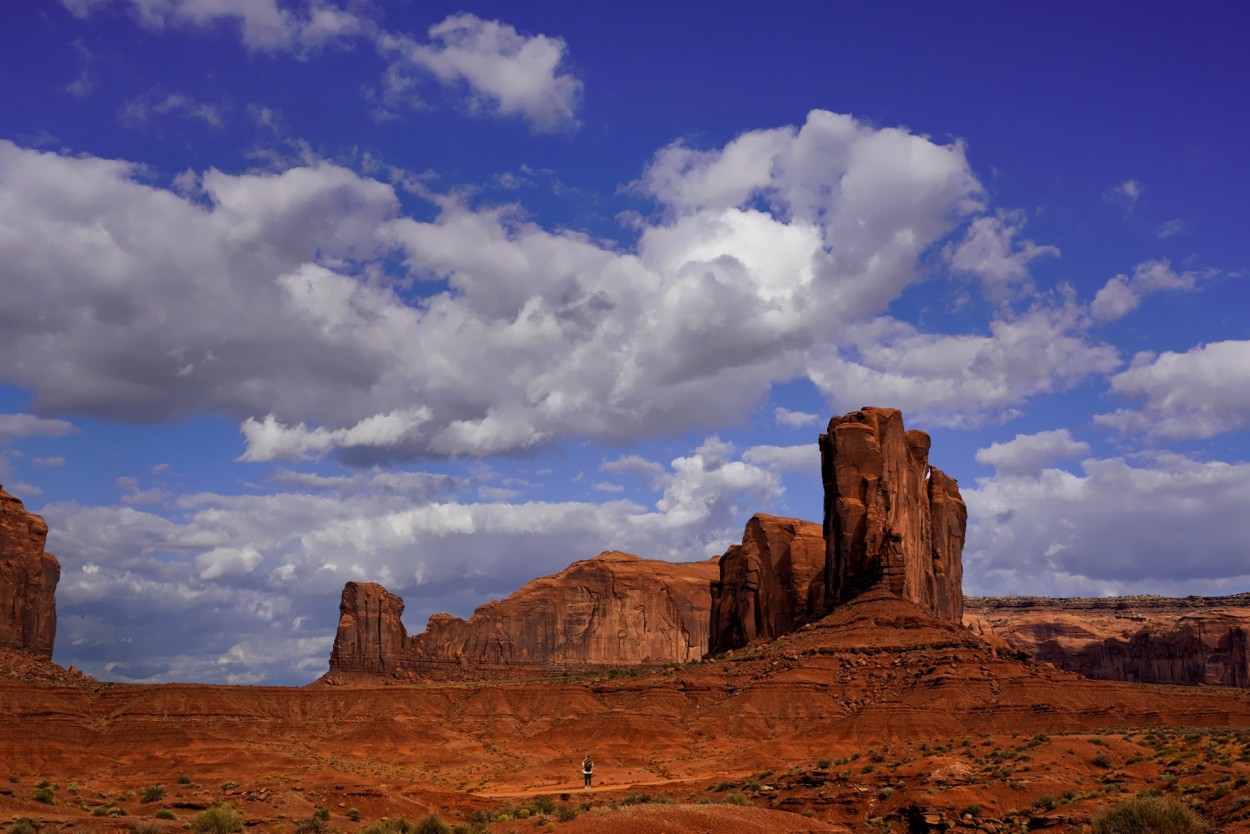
[[582, 753, 594, 789]]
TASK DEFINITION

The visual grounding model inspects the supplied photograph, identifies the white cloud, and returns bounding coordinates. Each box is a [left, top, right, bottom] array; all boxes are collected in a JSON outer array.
[[1095, 340, 1250, 440], [1090, 259, 1198, 321], [740, 443, 819, 474], [1156, 218, 1185, 239], [121, 90, 225, 128], [966, 452, 1250, 596], [196, 545, 263, 580], [1103, 178, 1142, 213], [945, 212, 1059, 303], [807, 301, 1120, 427], [382, 14, 583, 131], [0, 414, 79, 442], [974, 429, 1090, 476], [239, 407, 433, 462], [774, 406, 819, 428]]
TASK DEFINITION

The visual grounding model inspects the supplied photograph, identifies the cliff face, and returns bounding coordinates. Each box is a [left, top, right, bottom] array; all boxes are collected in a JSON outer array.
[[821, 407, 966, 623], [708, 514, 825, 654], [0, 486, 59, 657], [323, 552, 719, 682], [965, 595, 1250, 688]]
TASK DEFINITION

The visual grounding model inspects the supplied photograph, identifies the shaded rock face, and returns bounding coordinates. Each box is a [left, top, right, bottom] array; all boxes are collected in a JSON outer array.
[[820, 407, 966, 623], [0, 486, 60, 657], [708, 514, 825, 654], [324, 552, 719, 682], [966, 595, 1250, 688]]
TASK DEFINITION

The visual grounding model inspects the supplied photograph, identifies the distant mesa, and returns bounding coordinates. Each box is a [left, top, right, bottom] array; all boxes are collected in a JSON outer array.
[[321, 551, 719, 684], [0, 484, 60, 657], [966, 594, 1250, 688]]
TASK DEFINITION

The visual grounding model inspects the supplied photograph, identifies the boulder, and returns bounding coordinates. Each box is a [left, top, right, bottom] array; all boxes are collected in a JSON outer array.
[[708, 514, 825, 654], [0, 485, 60, 657], [821, 407, 966, 623]]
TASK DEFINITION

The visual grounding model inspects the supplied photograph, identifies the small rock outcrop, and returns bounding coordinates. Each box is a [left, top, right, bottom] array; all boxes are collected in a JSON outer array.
[[966, 594, 1250, 688], [708, 514, 825, 654], [821, 407, 966, 623], [322, 552, 719, 683], [0, 485, 59, 657]]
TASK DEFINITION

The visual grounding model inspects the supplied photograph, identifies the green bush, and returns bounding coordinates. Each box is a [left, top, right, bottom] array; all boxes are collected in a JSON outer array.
[[155, 809, 177, 820], [176, 776, 193, 786], [1093, 753, 1114, 768], [346, 808, 361, 822], [961, 803, 980, 818], [293, 818, 327, 834], [554, 803, 578, 822], [32, 786, 55, 804], [412, 815, 451, 834], [313, 806, 330, 822], [191, 805, 244, 834], [723, 793, 750, 806], [6, 820, 36, 834], [131, 823, 162, 834], [141, 784, 166, 803], [530, 794, 556, 815], [1091, 797, 1206, 834]]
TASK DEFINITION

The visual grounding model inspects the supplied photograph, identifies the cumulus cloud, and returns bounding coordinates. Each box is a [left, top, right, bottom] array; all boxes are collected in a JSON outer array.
[[379, 14, 583, 131], [945, 212, 1060, 303], [974, 429, 1090, 476], [1, 111, 1011, 462], [120, 90, 225, 129], [774, 407, 819, 428], [0, 413, 79, 443], [966, 451, 1250, 596], [1095, 340, 1250, 440], [807, 300, 1120, 427], [1103, 178, 1142, 213], [1090, 259, 1199, 321]]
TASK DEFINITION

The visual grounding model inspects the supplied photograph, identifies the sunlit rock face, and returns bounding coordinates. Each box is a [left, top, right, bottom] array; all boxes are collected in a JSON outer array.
[[821, 407, 966, 623], [323, 552, 719, 682], [0, 485, 60, 657], [708, 514, 825, 654]]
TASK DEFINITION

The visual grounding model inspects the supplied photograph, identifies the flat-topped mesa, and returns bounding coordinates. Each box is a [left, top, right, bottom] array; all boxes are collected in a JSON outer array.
[[708, 514, 825, 654], [821, 407, 966, 623], [322, 551, 720, 683], [0, 485, 60, 657]]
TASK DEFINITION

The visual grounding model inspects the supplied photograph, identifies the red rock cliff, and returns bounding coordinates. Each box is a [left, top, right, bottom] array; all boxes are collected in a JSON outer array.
[[821, 407, 966, 623], [708, 514, 825, 654], [0, 485, 60, 657], [323, 552, 719, 682], [966, 594, 1250, 688]]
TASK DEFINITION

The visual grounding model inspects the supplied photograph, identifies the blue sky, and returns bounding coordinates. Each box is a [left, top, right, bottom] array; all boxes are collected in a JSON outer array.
[[1, 1, 1248, 684]]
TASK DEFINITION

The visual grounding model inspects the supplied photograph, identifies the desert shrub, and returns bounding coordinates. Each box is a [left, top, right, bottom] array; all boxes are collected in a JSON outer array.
[[154, 809, 177, 820], [346, 808, 361, 822], [32, 785, 55, 804], [191, 805, 244, 834], [220, 782, 239, 791], [1093, 753, 1114, 768], [6, 821, 36, 834], [131, 823, 161, 834], [360, 819, 414, 834], [554, 803, 579, 822], [293, 818, 327, 834], [412, 815, 450, 834], [177, 776, 193, 786], [141, 784, 166, 803], [961, 803, 980, 818], [313, 807, 330, 822], [1090, 797, 1206, 834], [1035, 795, 1058, 811], [529, 794, 556, 815], [723, 793, 749, 806], [879, 787, 894, 799], [816, 758, 833, 768]]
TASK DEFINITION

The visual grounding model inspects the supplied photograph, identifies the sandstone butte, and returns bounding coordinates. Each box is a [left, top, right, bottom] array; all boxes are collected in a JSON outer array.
[[0, 484, 59, 658], [966, 593, 1250, 688], [322, 551, 720, 683]]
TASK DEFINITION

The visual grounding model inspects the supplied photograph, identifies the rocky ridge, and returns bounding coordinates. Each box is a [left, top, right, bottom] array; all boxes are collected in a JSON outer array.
[[966, 594, 1250, 687], [323, 551, 719, 683], [0, 485, 59, 657]]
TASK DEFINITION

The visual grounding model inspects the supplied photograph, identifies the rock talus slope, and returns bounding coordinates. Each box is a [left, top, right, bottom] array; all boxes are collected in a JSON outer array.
[[324, 552, 719, 682], [967, 594, 1250, 687], [820, 407, 965, 623], [0, 485, 59, 657], [708, 514, 825, 654]]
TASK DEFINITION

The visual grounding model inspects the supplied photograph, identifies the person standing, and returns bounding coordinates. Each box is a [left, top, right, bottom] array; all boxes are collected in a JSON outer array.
[[582, 754, 594, 789]]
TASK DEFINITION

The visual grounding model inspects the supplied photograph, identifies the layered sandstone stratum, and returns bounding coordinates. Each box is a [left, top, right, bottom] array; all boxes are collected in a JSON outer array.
[[323, 551, 719, 682], [0, 485, 59, 657], [966, 594, 1250, 688]]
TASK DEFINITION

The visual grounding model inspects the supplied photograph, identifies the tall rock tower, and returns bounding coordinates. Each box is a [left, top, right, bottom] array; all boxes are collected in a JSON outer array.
[[820, 407, 966, 623], [0, 485, 60, 657]]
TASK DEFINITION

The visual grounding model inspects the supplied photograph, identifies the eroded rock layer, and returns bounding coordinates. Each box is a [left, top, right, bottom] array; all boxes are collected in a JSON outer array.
[[820, 407, 965, 623], [323, 552, 719, 682], [0, 486, 59, 657], [708, 514, 825, 654], [966, 594, 1250, 687]]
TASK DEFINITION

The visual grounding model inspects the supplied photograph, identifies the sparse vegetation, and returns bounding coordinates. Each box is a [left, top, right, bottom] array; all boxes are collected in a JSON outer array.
[[191, 805, 244, 834], [177, 776, 193, 786], [1091, 797, 1207, 834], [141, 784, 166, 803], [155, 809, 177, 820], [412, 815, 451, 834], [6, 821, 36, 834], [131, 823, 162, 834], [346, 808, 361, 822], [723, 792, 749, 806]]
